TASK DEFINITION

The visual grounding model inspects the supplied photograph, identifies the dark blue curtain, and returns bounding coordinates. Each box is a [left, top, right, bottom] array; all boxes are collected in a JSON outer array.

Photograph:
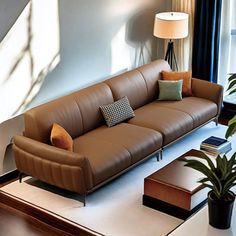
[[192, 0, 222, 83]]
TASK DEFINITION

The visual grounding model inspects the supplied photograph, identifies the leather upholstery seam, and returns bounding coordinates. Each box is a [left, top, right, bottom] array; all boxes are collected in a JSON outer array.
[[103, 82, 116, 102], [136, 68, 149, 102], [103, 82, 115, 101], [120, 144, 133, 166], [155, 104, 195, 124], [74, 99, 85, 134], [15, 147, 84, 191]]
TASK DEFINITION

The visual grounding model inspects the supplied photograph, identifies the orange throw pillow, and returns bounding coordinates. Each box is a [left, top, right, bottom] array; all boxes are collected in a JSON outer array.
[[50, 123, 73, 151], [161, 71, 192, 96]]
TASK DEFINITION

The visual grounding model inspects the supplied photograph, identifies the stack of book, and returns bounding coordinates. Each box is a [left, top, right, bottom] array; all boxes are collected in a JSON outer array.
[[200, 136, 232, 155]]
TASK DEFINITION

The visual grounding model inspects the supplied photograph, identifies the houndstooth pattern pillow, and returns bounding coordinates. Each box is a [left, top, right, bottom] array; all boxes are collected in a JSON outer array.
[[100, 96, 135, 127]]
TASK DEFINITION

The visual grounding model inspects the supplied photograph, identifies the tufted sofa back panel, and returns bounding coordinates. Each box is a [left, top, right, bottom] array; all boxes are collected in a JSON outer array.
[[25, 93, 83, 143], [73, 83, 114, 133], [137, 59, 171, 102], [24, 83, 114, 143], [105, 70, 149, 110]]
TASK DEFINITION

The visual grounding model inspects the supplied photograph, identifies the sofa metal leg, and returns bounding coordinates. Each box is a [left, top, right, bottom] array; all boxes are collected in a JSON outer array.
[[214, 117, 219, 126], [160, 149, 163, 160], [82, 194, 86, 207], [19, 172, 23, 183], [156, 150, 163, 161]]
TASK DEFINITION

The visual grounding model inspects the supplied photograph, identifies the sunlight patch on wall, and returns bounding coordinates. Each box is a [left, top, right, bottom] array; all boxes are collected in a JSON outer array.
[[111, 24, 133, 74], [0, 0, 60, 123]]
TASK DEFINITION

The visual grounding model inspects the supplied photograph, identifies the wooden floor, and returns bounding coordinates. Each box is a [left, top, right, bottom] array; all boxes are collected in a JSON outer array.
[[0, 112, 231, 236], [0, 202, 72, 236], [0, 179, 76, 236]]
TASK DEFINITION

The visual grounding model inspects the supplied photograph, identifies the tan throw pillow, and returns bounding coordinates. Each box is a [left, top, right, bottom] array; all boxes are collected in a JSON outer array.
[[161, 71, 192, 96], [50, 123, 73, 151]]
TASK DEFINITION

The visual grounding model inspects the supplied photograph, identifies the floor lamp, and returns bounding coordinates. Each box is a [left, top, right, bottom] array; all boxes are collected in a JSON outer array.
[[153, 12, 189, 71]]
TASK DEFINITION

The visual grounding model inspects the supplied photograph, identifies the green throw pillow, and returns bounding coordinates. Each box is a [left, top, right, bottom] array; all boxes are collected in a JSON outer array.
[[158, 80, 183, 101]]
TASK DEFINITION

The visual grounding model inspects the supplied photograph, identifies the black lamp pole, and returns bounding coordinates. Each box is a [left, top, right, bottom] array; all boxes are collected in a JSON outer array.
[[165, 40, 178, 71]]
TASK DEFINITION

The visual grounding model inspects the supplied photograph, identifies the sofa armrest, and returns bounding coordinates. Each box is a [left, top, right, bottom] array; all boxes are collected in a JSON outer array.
[[192, 78, 224, 116], [13, 135, 93, 194]]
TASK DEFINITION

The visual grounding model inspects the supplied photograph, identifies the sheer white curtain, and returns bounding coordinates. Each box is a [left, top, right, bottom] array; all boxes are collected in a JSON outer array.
[[171, 0, 194, 71], [218, 0, 232, 88]]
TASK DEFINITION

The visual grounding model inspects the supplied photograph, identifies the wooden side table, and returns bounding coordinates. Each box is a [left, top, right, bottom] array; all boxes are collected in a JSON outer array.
[[143, 149, 210, 220]]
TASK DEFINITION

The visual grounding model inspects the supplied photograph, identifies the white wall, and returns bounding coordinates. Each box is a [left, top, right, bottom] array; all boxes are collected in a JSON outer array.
[[0, 0, 60, 123], [0, 0, 171, 176], [29, 0, 171, 107], [0, 0, 29, 42]]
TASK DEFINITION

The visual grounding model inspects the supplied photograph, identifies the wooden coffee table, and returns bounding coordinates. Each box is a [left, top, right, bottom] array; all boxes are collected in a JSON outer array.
[[143, 149, 210, 220]]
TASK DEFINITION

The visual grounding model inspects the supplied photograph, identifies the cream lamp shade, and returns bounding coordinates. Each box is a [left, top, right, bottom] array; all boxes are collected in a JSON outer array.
[[154, 12, 189, 39], [153, 12, 189, 71]]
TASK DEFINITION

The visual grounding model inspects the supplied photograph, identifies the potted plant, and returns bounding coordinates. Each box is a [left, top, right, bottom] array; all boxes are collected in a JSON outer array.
[[182, 73, 236, 229], [225, 73, 236, 139], [182, 153, 236, 229]]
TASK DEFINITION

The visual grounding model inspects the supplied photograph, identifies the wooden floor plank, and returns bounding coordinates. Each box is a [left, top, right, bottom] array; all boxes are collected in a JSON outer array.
[[0, 201, 72, 236], [0, 191, 99, 236]]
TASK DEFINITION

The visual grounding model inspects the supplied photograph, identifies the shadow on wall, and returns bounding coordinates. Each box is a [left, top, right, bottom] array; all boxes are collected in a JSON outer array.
[[126, 9, 156, 67], [0, 0, 60, 123], [0, 0, 29, 42], [125, 8, 165, 68], [110, 8, 164, 76]]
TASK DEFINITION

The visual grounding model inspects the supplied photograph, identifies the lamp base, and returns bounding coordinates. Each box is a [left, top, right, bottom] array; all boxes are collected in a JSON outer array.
[[165, 40, 178, 71]]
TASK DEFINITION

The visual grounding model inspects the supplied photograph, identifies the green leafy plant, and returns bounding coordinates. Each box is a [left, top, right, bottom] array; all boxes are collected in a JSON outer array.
[[225, 73, 236, 139], [182, 153, 236, 199], [183, 74, 236, 200], [182, 74, 236, 228], [226, 115, 236, 139], [226, 73, 236, 95]]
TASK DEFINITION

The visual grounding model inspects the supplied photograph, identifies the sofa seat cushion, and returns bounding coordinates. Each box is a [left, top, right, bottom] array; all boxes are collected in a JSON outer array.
[[73, 136, 130, 186], [73, 123, 162, 185], [128, 103, 194, 145], [155, 97, 218, 128]]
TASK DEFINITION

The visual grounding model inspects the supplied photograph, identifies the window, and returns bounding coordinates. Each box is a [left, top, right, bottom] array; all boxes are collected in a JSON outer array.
[[218, 0, 236, 91], [229, 2, 236, 73]]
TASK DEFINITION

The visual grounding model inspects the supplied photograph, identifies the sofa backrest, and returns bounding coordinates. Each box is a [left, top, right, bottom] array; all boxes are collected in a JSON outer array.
[[24, 83, 114, 143], [105, 59, 170, 109], [73, 83, 114, 133], [24, 59, 170, 142], [137, 59, 171, 102], [105, 70, 148, 110]]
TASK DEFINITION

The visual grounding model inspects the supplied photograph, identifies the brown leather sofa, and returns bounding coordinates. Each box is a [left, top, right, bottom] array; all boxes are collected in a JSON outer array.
[[13, 60, 223, 202]]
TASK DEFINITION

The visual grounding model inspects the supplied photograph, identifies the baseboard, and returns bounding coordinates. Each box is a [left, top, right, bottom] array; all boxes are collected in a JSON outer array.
[[0, 170, 19, 185]]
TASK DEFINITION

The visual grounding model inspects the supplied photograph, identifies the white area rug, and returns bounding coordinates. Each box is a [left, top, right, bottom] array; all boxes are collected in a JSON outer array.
[[1, 123, 232, 236]]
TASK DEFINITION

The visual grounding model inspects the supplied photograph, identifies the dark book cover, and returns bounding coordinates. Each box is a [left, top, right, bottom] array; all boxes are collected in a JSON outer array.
[[202, 136, 227, 147]]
